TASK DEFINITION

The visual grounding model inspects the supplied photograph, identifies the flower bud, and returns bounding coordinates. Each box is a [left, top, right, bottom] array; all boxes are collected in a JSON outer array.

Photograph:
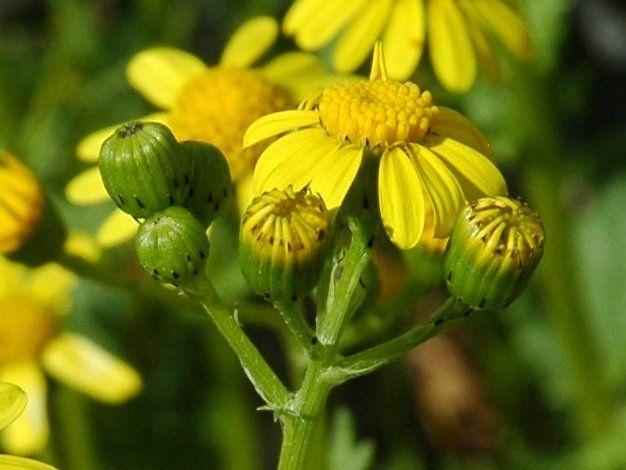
[[180, 141, 233, 227], [239, 186, 329, 301], [99, 121, 190, 218], [135, 206, 209, 287], [444, 196, 545, 310]]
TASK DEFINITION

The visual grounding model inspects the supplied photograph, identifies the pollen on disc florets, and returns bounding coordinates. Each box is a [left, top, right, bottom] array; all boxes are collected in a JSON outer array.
[[0, 296, 58, 361], [317, 79, 439, 148], [169, 68, 293, 180]]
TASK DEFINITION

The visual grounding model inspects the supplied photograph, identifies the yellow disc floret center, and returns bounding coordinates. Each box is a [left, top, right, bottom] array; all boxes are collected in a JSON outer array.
[[0, 295, 59, 362], [169, 68, 292, 180], [318, 80, 439, 148]]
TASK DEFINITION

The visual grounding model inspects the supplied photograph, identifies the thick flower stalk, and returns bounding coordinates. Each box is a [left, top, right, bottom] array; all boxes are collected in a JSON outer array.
[[444, 196, 545, 309], [245, 43, 507, 249], [284, 0, 532, 92]]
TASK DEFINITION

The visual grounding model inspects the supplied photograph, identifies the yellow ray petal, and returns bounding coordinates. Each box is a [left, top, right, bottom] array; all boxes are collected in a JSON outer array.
[[0, 383, 27, 431], [430, 107, 493, 159], [382, 0, 425, 81], [284, 0, 366, 50], [0, 455, 58, 470], [0, 362, 48, 456], [413, 144, 463, 237], [426, 136, 507, 200], [27, 263, 75, 314], [428, 0, 476, 93], [220, 16, 278, 68], [333, 0, 393, 73], [95, 209, 138, 248], [76, 112, 171, 162], [243, 110, 319, 148], [65, 167, 109, 205], [460, 4, 500, 85], [470, 0, 532, 60], [42, 333, 142, 404], [126, 48, 207, 109], [262, 52, 329, 98], [308, 145, 363, 209], [254, 129, 338, 194], [379, 146, 425, 249]]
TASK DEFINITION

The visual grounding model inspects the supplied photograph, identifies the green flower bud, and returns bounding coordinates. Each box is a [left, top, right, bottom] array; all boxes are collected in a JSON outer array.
[[135, 206, 209, 287], [180, 141, 233, 227], [239, 186, 329, 301], [444, 196, 545, 310], [99, 121, 190, 218]]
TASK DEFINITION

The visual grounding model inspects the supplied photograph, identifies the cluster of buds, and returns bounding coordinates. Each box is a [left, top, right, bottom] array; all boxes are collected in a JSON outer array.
[[98, 121, 233, 287], [444, 196, 545, 310]]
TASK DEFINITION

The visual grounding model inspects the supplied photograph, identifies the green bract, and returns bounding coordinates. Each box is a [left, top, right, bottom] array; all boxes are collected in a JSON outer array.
[[180, 141, 233, 227], [99, 121, 190, 219], [444, 196, 545, 310], [135, 206, 209, 287], [239, 187, 329, 301]]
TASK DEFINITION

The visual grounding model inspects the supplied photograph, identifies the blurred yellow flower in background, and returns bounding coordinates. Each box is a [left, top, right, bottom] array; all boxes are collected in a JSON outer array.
[[245, 43, 507, 249], [284, 0, 532, 92], [0, 382, 57, 469], [0, 152, 43, 255], [66, 16, 334, 247], [0, 258, 142, 455]]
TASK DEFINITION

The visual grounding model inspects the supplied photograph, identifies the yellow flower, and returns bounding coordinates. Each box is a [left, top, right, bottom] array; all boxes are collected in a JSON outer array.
[[66, 16, 333, 247], [284, 0, 532, 92], [0, 258, 142, 455], [244, 43, 507, 249], [0, 383, 58, 469], [0, 152, 43, 254]]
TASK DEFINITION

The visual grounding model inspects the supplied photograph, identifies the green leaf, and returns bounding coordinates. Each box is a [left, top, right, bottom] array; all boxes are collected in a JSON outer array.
[[327, 407, 375, 470]]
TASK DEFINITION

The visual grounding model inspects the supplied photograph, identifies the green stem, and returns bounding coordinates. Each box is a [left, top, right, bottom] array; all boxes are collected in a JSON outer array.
[[326, 298, 469, 384], [316, 216, 373, 348], [53, 386, 98, 470], [187, 277, 292, 409], [277, 361, 333, 470], [512, 68, 611, 439], [274, 300, 317, 356]]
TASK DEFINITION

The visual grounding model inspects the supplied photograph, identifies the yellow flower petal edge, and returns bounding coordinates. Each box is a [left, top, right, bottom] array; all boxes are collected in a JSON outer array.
[[243, 110, 319, 148], [220, 16, 278, 68], [428, 0, 476, 93], [0, 455, 58, 470], [379, 146, 426, 249], [65, 167, 109, 205], [95, 209, 138, 248], [0, 362, 48, 456], [382, 0, 425, 81], [42, 333, 142, 404], [0, 383, 27, 431], [431, 107, 493, 159], [333, 0, 392, 73], [126, 48, 207, 109]]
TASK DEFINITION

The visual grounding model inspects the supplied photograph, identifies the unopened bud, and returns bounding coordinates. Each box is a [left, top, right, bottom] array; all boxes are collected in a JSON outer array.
[[99, 121, 190, 218], [135, 206, 209, 287], [180, 141, 233, 227], [239, 186, 329, 301], [444, 196, 545, 310]]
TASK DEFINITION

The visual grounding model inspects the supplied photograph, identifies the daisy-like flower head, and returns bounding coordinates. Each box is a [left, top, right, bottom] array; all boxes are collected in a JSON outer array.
[[66, 16, 334, 247], [0, 151, 43, 254], [244, 43, 507, 250], [0, 258, 142, 455], [284, 0, 532, 92]]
